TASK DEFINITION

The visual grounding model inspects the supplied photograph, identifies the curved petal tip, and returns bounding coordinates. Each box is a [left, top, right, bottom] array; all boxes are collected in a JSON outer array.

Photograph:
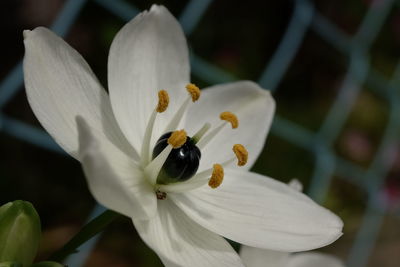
[[23, 29, 32, 39]]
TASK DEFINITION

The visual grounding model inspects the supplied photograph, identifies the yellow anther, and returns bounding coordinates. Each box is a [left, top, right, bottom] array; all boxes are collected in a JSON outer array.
[[168, 130, 187, 148], [208, 164, 224, 189], [186, 83, 201, 102], [220, 111, 238, 129], [233, 144, 248, 166], [156, 90, 169, 113]]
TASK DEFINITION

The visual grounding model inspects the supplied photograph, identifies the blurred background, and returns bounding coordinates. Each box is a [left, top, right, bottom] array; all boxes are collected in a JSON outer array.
[[1, 0, 400, 266]]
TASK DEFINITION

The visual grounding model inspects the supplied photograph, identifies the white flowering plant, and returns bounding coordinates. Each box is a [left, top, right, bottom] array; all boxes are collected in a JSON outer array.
[[21, 5, 343, 267]]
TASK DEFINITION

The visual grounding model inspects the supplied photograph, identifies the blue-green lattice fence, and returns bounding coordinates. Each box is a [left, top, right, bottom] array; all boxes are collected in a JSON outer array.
[[0, 0, 399, 266]]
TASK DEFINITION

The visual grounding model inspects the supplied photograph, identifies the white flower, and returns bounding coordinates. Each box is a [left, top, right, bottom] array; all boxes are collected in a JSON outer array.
[[23, 5, 343, 267], [240, 180, 345, 267], [240, 247, 345, 267]]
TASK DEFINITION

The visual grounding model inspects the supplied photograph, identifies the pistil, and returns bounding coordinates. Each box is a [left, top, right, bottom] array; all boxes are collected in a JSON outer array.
[[145, 130, 187, 185], [142, 85, 247, 194]]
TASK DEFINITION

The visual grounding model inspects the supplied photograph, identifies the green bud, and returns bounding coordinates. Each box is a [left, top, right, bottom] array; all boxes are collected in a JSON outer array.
[[31, 262, 64, 267], [0, 201, 41, 267]]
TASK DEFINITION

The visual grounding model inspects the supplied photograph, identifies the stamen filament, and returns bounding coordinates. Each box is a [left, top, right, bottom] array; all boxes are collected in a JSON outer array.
[[140, 110, 157, 166], [144, 145, 173, 185], [164, 84, 201, 132], [197, 111, 239, 150], [220, 158, 236, 167], [164, 97, 190, 132], [192, 123, 211, 143], [191, 168, 213, 181], [140, 90, 169, 166], [196, 122, 226, 150], [157, 178, 208, 193], [185, 158, 234, 183], [158, 159, 234, 193]]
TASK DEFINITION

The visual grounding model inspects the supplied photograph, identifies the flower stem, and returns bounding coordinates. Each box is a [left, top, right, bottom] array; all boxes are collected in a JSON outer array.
[[49, 210, 120, 262]]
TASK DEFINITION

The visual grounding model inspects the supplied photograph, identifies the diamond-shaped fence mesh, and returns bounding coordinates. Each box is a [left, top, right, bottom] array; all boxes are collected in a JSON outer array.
[[1, 0, 399, 266]]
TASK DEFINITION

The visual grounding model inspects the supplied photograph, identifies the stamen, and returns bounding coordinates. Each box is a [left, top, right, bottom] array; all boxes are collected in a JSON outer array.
[[196, 123, 224, 149], [184, 159, 232, 183], [165, 84, 201, 132], [144, 145, 173, 185], [168, 130, 187, 148], [220, 111, 239, 129], [197, 112, 239, 150], [186, 83, 201, 102], [160, 159, 233, 193], [156, 90, 169, 113], [192, 123, 211, 143], [158, 152, 241, 193], [141, 90, 170, 166], [208, 164, 224, 189], [165, 98, 190, 132], [233, 144, 248, 166], [220, 158, 236, 167], [157, 178, 208, 193]]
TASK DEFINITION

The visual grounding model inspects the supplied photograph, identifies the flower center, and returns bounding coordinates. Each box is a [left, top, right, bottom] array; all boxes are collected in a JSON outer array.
[[152, 131, 201, 184], [141, 83, 249, 198]]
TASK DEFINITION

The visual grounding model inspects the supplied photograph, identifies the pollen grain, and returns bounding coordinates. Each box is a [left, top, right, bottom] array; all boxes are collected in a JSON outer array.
[[156, 90, 169, 113], [208, 164, 224, 189], [186, 83, 201, 102], [220, 111, 238, 129], [233, 144, 248, 166], [168, 129, 187, 148]]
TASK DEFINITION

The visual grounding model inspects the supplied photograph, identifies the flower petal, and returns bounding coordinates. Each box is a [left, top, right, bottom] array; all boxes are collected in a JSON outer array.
[[184, 81, 275, 171], [171, 169, 343, 252], [108, 5, 190, 152], [286, 252, 345, 267], [240, 246, 289, 267], [133, 200, 244, 267], [23, 27, 136, 159], [77, 117, 156, 220]]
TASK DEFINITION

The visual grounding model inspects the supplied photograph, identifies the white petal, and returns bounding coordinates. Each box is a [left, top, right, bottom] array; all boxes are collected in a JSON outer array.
[[108, 5, 190, 152], [23, 27, 136, 159], [286, 252, 345, 267], [184, 81, 275, 171], [240, 246, 289, 267], [133, 200, 244, 267], [77, 117, 156, 220], [171, 169, 343, 252]]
